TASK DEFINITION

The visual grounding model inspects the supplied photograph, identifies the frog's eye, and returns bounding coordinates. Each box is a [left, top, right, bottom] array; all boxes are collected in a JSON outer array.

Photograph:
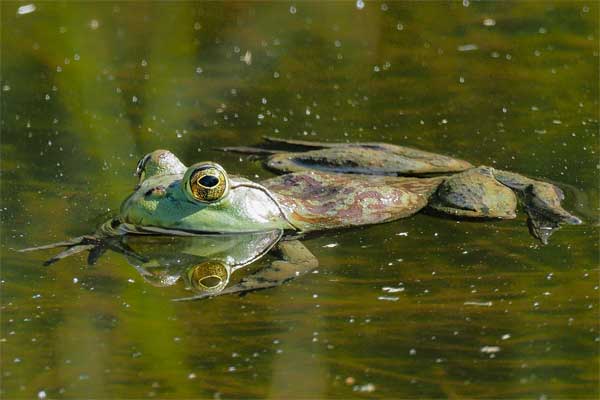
[[186, 162, 229, 203]]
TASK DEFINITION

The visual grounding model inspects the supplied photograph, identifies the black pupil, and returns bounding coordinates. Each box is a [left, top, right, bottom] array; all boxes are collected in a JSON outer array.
[[199, 175, 219, 188]]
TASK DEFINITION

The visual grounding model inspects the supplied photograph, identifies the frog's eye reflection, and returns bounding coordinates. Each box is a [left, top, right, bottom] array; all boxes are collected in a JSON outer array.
[[199, 276, 222, 288], [187, 163, 228, 203], [187, 260, 230, 294]]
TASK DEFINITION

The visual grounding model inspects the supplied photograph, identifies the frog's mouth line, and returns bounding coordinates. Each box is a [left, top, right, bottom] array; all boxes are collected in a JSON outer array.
[[229, 182, 301, 231]]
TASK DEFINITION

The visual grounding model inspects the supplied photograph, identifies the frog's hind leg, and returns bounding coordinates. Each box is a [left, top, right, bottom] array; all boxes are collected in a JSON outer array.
[[219, 136, 335, 155], [493, 169, 582, 244], [173, 240, 318, 301]]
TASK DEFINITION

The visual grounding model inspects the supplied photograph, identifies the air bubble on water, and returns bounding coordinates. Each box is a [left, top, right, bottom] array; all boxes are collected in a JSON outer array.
[[45, 94, 50, 101], [491, 51, 500, 58], [501, 334, 511, 340], [17, 4, 36, 15], [257, 114, 264, 120], [483, 18, 496, 26], [373, 65, 380, 72], [502, 107, 507, 113], [409, 348, 416, 355], [196, 67, 203, 74], [538, 27, 547, 34], [381, 3, 388, 11], [356, 0, 365, 10], [462, 0, 470, 7], [194, 22, 202, 30], [305, 107, 311, 115], [141, 59, 148, 67], [289, 5, 297, 14], [74, 53, 80, 61], [261, 97, 267, 104], [37, 390, 46, 399], [132, 96, 138, 103], [334, 40, 341, 48], [459, 76, 465, 83], [2, 85, 10, 92], [273, 71, 280, 78], [188, 373, 196, 379], [56, 66, 62, 72], [397, 22, 404, 31], [89, 19, 99, 30]]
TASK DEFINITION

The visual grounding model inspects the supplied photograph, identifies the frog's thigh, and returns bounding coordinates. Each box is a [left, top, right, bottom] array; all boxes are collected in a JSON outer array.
[[428, 167, 517, 219]]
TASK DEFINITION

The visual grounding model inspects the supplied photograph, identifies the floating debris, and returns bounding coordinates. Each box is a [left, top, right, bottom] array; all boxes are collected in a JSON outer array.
[[353, 383, 376, 393], [240, 50, 252, 65], [377, 296, 399, 302], [322, 243, 338, 248], [458, 44, 478, 52], [480, 346, 501, 354], [382, 286, 404, 293], [464, 301, 493, 307]]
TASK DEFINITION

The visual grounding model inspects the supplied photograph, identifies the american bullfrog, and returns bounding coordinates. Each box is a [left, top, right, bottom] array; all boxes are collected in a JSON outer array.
[[21, 138, 582, 300]]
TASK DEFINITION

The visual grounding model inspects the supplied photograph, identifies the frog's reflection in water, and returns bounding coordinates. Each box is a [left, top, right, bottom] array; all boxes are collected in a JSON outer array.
[[119, 230, 283, 298]]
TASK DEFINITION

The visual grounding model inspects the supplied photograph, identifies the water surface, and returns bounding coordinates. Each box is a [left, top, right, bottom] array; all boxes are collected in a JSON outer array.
[[1, 1, 598, 398]]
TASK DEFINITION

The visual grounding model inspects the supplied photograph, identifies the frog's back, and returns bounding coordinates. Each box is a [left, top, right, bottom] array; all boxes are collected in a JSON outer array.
[[263, 171, 441, 232]]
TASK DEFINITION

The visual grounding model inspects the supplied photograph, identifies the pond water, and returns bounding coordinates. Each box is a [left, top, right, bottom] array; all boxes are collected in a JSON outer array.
[[1, 1, 598, 398]]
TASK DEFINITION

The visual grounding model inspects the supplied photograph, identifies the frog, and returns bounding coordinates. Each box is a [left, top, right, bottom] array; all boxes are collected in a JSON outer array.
[[21, 137, 582, 300]]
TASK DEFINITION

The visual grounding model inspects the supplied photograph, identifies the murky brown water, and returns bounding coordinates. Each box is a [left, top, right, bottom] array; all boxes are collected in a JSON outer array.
[[1, 1, 598, 398]]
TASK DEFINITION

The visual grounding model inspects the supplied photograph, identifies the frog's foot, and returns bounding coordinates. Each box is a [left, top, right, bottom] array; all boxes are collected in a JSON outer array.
[[428, 167, 518, 219], [19, 235, 101, 266], [173, 240, 318, 301], [19, 235, 147, 266], [493, 170, 582, 244]]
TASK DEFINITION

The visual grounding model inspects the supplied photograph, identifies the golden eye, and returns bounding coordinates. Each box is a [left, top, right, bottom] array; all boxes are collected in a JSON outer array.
[[187, 261, 229, 293], [186, 163, 228, 202]]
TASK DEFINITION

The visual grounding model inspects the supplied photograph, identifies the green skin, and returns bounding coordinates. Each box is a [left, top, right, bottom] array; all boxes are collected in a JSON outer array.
[[21, 138, 582, 300]]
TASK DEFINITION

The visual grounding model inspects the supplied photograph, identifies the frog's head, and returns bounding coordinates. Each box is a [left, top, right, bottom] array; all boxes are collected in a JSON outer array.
[[122, 151, 298, 233], [177, 161, 299, 232]]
